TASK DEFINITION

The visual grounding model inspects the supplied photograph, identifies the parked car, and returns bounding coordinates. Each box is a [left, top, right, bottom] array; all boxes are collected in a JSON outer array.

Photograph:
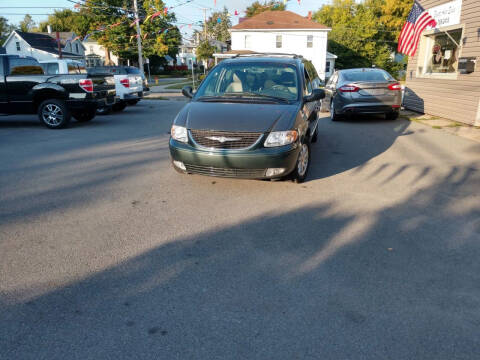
[[39, 59, 87, 75], [321, 68, 402, 121], [87, 66, 143, 113], [169, 54, 325, 183], [0, 55, 116, 129]]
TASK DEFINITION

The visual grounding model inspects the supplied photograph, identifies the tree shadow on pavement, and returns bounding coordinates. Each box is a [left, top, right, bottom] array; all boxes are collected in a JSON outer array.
[[309, 115, 410, 180], [1, 162, 479, 360]]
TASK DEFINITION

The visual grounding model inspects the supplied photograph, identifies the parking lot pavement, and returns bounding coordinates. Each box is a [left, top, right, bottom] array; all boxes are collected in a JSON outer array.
[[1, 101, 479, 359]]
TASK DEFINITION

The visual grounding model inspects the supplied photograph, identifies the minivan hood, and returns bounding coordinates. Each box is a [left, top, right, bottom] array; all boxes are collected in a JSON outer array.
[[177, 101, 298, 133]]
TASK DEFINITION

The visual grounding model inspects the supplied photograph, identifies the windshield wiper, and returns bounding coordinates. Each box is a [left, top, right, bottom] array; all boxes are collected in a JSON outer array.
[[195, 95, 230, 102], [223, 92, 289, 103]]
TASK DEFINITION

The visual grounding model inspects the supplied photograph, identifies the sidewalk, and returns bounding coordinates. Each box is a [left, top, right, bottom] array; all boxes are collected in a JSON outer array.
[[144, 92, 186, 101], [401, 110, 480, 143]]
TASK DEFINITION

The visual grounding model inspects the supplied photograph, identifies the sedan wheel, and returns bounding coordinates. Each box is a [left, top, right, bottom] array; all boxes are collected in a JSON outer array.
[[330, 101, 340, 122]]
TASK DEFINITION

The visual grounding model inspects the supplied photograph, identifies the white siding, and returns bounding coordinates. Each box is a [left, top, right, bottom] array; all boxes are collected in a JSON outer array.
[[83, 40, 119, 65], [231, 30, 329, 80], [4, 32, 59, 61]]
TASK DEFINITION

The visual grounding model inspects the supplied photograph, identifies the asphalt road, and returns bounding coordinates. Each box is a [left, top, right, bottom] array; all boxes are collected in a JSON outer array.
[[1, 101, 479, 359]]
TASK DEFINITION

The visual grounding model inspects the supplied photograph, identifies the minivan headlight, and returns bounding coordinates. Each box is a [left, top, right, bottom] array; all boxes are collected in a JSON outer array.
[[171, 125, 188, 143], [264, 130, 298, 147]]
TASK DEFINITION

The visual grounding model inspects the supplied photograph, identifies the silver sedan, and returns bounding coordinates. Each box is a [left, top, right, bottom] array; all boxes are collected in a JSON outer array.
[[322, 68, 403, 121]]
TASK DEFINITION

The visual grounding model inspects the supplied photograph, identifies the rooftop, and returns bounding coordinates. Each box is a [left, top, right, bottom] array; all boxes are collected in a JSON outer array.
[[231, 11, 329, 31]]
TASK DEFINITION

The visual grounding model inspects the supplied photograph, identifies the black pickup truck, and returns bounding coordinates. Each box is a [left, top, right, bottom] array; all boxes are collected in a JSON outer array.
[[0, 55, 116, 129]]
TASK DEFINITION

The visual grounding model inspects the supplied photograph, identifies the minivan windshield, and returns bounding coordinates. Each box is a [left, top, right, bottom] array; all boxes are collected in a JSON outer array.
[[195, 62, 299, 102], [342, 69, 394, 82]]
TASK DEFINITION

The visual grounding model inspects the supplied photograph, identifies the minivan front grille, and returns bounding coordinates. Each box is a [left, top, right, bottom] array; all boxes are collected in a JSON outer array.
[[184, 164, 266, 178], [190, 130, 262, 149]]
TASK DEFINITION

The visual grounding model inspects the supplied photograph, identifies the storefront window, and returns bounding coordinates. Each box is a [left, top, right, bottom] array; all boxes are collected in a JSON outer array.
[[423, 29, 462, 74]]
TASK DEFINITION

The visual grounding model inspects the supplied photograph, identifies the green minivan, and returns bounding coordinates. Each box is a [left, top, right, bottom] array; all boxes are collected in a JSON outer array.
[[169, 54, 325, 183]]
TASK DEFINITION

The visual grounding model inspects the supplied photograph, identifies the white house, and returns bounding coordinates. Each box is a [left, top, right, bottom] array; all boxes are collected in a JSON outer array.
[[83, 37, 119, 67], [177, 40, 197, 69], [3, 31, 85, 62], [225, 11, 334, 80]]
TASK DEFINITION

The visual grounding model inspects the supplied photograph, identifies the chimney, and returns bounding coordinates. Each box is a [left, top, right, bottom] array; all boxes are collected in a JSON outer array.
[[307, 11, 312, 20], [47, 25, 52, 34]]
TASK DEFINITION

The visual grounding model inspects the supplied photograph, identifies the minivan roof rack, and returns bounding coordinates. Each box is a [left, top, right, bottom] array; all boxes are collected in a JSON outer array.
[[232, 52, 303, 59]]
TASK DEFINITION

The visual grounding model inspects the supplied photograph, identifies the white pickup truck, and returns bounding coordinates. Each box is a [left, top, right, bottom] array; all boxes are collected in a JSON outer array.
[[87, 66, 144, 113]]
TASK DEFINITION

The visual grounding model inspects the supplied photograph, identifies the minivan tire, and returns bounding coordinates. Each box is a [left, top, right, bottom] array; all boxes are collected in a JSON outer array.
[[291, 141, 310, 183], [38, 99, 71, 129], [311, 125, 318, 143]]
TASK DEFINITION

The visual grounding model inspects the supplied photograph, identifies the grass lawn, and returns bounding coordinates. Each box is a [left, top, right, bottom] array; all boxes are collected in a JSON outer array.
[[165, 82, 193, 90], [153, 79, 188, 86]]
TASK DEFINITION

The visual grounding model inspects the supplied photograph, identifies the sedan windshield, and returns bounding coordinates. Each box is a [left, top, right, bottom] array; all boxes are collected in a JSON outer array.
[[195, 62, 299, 102]]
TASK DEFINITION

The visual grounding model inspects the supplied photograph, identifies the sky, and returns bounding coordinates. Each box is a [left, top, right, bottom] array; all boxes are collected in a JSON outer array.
[[1, 0, 332, 37]]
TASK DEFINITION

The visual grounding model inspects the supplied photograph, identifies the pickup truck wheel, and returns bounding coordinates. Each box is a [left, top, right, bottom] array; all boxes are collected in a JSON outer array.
[[127, 100, 139, 106], [112, 102, 127, 112], [96, 106, 112, 115], [73, 110, 96, 122], [38, 99, 70, 129], [291, 141, 310, 183]]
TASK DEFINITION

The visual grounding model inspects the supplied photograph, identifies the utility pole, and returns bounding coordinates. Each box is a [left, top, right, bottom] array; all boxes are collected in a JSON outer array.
[[202, 8, 208, 41], [202, 8, 208, 72], [133, 0, 144, 75]]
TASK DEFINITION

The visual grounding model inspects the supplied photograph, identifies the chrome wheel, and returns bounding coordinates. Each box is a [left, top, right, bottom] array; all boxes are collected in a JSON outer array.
[[297, 143, 309, 177], [42, 104, 63, 126]]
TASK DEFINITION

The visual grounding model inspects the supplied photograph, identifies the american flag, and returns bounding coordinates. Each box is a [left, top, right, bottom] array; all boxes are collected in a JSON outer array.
[[397, 1, 437, 57]]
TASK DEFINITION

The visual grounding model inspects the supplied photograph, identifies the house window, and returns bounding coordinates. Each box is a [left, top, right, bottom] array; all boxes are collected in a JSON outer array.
[[276, 35, 282, 48], [307, 35, 313, 48], [89, 46, 93, 53], [326, 61, 330, 73], [16, 41, 20, 51], [244, 35, 252, 49], [75, 43, 79, 53], [417, 28, 463, 75]]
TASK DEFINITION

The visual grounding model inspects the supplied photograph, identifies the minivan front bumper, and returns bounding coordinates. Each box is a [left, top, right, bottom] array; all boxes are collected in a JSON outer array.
[[169, 139, 300, 179]]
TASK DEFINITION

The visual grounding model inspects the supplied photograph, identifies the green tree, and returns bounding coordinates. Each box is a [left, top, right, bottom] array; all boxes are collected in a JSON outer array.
[[206, 7, 231, 42], [245, 1, 286, 17], [313, 0, 409, 77], [19, 14, 35, 32], [196, 40, 215, 61], [85, 0, 180, 62], [35, 9, 93, 36], [141, 0, 181, 59], [0, 16, 15, 43]]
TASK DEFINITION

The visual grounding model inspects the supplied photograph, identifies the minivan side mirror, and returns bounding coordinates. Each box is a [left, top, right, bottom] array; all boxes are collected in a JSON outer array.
[[304, 88, 325, 103], [182, 86, 194, 99]]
